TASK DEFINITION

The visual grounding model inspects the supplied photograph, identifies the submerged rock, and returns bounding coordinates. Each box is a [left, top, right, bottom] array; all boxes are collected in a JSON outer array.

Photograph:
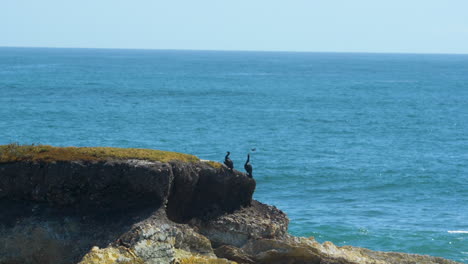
[[0, 146, 461, 264]]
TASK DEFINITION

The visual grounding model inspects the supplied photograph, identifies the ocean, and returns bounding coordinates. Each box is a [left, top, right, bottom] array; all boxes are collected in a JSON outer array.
[[0, 47, 467, 263]]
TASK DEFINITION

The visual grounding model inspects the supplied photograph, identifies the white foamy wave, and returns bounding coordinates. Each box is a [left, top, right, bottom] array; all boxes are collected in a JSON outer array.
[[448, 230, 468, 234]]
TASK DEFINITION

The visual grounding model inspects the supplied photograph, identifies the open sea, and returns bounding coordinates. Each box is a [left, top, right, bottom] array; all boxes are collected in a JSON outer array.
[[0, 47, 467, 263]]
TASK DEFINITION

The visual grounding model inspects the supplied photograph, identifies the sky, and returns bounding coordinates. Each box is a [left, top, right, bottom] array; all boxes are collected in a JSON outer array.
[[1, 0, 468, 54]]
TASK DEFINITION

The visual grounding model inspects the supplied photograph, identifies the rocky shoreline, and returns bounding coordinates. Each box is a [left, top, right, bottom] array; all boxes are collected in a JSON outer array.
[[0, 148, 462, 264]]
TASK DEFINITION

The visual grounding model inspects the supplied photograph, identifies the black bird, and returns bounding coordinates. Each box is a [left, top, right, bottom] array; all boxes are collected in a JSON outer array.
[[244, 154, 253, 178], [224, 151, 233, 170]]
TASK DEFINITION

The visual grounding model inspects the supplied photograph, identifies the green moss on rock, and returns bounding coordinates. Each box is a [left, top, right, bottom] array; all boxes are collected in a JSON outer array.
[[204, 160, 224, 169], [0, 143, 199, 163], [78, 246, 145, 264], [177, 255, 237, 264]]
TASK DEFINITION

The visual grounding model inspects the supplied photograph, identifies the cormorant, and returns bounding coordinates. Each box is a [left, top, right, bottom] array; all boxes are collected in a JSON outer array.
[[244, 154, 253, 178], [224, 151, 233, 170]]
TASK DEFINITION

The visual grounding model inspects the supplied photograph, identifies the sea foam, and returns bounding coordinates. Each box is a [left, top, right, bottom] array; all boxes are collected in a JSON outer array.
[[448, 231, 468, 234]]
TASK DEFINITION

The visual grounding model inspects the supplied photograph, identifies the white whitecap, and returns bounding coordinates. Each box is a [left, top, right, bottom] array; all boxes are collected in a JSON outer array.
[[448, 230, 468, 234]]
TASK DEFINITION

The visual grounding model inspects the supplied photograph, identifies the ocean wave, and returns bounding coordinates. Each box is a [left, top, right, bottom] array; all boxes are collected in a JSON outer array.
[[448, 230, 468, 234]]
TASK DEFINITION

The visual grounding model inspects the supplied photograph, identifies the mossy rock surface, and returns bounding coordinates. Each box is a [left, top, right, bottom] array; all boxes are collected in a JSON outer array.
[[203, 160, 224, 169], [78, 246, 145, 264], [177, 256, 237, 264], [0, 143, 199, 163]]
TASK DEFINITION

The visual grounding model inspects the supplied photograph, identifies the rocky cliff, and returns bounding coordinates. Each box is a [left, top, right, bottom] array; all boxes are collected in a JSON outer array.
[[0, 145, 461, 264]]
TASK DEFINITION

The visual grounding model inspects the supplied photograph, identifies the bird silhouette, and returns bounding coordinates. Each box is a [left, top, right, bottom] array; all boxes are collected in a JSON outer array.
[[224, 151, 233, 170], [244, 154, 253, 178]]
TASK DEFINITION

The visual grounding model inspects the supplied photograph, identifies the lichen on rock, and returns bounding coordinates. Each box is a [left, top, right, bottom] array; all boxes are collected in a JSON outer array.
[[0, 144, 199, 163], [78, 246, 145, 264]]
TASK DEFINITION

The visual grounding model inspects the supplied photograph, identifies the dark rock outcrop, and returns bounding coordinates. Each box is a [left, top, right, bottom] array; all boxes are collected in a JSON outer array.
[[0, 160, 173, 210], [0, 158, 255, 264], [0, 156, 462, 264], [0, 159, 255, 218], [167, 161, 255, 222]]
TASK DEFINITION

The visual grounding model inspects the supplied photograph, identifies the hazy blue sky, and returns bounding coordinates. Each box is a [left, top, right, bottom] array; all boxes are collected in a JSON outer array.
[[1, 0, 468, 53]]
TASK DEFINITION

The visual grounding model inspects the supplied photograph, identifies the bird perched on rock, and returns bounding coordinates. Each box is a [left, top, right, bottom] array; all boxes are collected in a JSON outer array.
[[244, 154, 253, 178], [224, 151, 233, 170]]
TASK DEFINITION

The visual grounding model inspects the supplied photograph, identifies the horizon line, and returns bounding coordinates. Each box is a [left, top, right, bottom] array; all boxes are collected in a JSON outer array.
[[1, 45, 468, 56]]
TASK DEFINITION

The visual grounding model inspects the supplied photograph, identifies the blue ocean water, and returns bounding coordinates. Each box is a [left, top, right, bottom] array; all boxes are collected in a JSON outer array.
[[0, 47, 467, 263]]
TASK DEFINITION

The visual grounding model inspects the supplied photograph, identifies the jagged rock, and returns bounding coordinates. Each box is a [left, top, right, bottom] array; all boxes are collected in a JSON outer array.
[[174, 254, 236, 264], [190, 200, 288, 248], [0, 148, 462, 264], [78, 246, 144, 264], [238, 236, 460, 264], [215, 246, 255, 264]]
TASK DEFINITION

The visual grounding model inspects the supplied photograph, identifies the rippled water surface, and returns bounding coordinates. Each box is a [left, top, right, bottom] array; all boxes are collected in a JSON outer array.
[[1, 47, 467, 262]]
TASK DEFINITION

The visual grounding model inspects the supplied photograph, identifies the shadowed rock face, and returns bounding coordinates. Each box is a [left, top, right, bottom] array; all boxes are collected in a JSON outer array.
[[0, 160, 172, 210], [0, 200, 151, 264], [167, 161, 256, 222], [0, 158, 462, 264], [0, 159, 255, 218]]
